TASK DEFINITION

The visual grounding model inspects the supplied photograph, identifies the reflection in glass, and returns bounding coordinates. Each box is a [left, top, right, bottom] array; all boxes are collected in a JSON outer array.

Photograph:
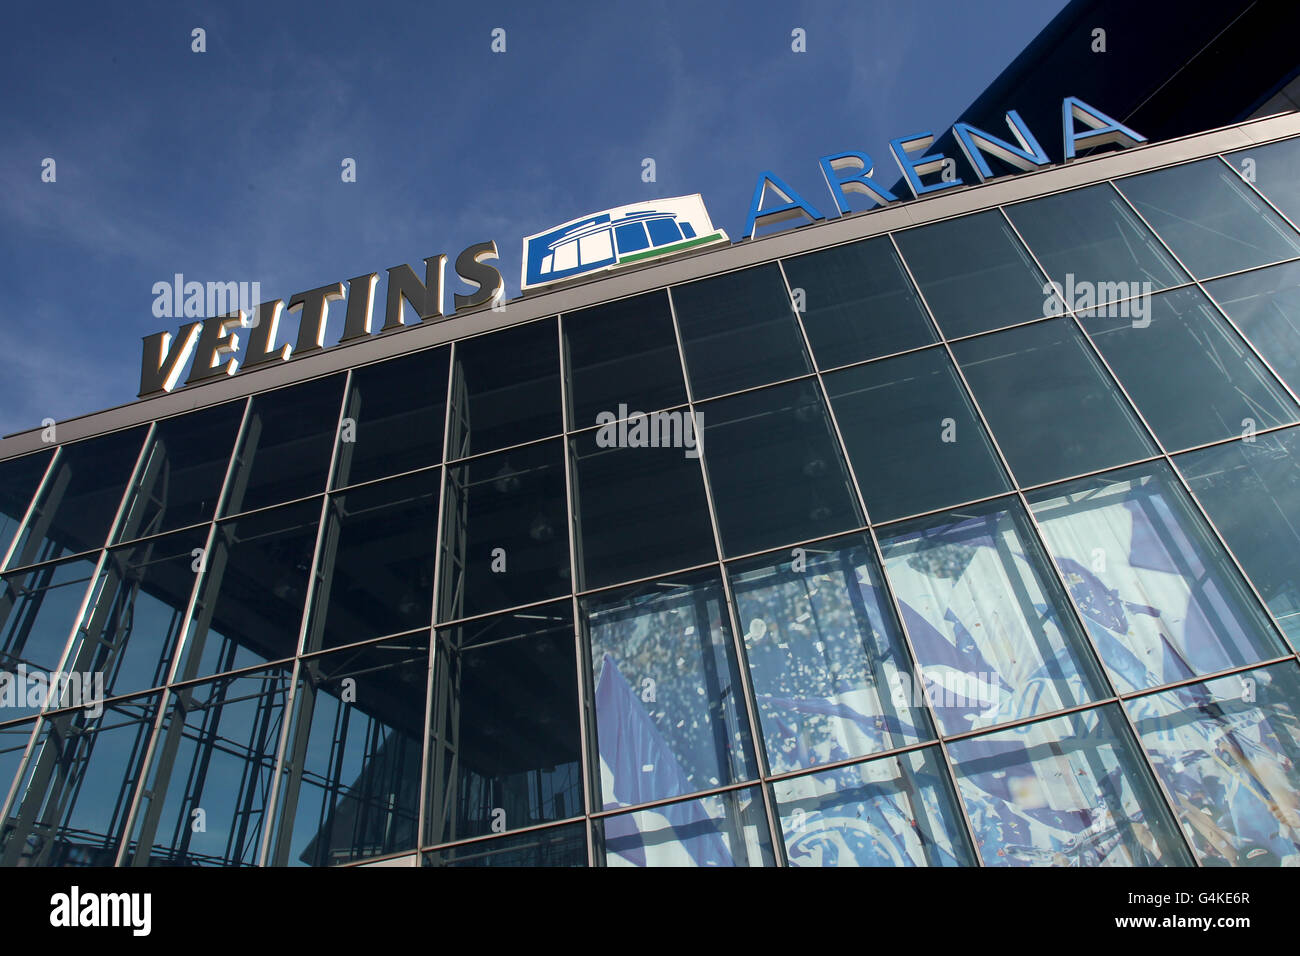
[[779, 236, 935, 366], [727, 535, 932, 773], [1225, 138, 1300, 231], [878, 499, 1106, 736], [1026, 462, 1286, 693], [424, 822, 587, 866], [952, 318, 1155, 487], [1080, 286, 1297, 451], [582, 571, 756, 809], [825, 347, 1009, 521], [1177, 428, 1300, 645], [1206, 260, 1300, 395], [700, 379, 862, 557], [126, 667, 290, 866], [0, 451, 52, 566], [594, 785, 772, 866], [772, 747, 975, 866], [949, 705, 1191, 866], [1126, 663, 1300, 866], [0, 720, 35, 814], [271, 634, 429, 866], [894, 210, 1050, 337], [427, 603, 581, 844]]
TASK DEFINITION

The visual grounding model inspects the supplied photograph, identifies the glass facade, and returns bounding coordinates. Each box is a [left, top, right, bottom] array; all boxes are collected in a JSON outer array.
[[2, 131, 1300, 868]]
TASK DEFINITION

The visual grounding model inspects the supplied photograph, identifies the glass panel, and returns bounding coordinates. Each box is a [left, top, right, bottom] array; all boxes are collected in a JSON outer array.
[[562, 290, 688, 430], [779, 235, 936, 366], [423, 822, 587, 866], [877, 498, 1107, 736], [951, 318, 1156, 487], [0, 451, 52, 566], [0, 721, 35, 810], [594, 786, 772, 866], [305, 469, 440, 652], [581, 571, 757, 808], [1225, 138, 1300, 231], [446, 318, 561, 459], [10, 426, 146, 567], [1205, 260, 1300, 395], [176, 500, 321, 682], [569, 425, 714, 591], [271, 634, 429, 866], [0, 692, 163, 866], [727, 534, 932, 773], [1116, 158, 1300, 279], [772, 747, 975, 866], [825, 347, 1009, 522], [700, 380, 862, 557], [0, 555, 99, 722], [223, 375, 344, 516], [124, 666, 290, 866], [115, 401, 243, 542], [1025, 461, 1286, 693], [1080, 286, 1298, 451], [670, 263, 812, 399], [948, 704, 1191, 866], [333, 347, 449, 490], [64, 528, 206, 700], [1004, 184, 1187, 298], [894, 210, 1050, 338], [426, 603, 581, 844], [1126, 662, 1300, 866], [438, 439, 569, 622]]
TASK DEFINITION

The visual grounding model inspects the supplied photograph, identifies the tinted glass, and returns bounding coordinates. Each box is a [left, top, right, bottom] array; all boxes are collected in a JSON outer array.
[[569, 424, 715, 590], [0, 451, 51, 565], [423, 823, 587, 866], [1205, 260, 1300, 395], [1226, 137, 1300, 227], [671, 264, 812, 398], [780, 236, 935, 366], [446, 318, 561, 459], [894, 210, 1050, 337], [952, 319, 1155, 487], [334, 347, 449, 489], [1116, 158, 1300, 278], [727, 534, 933, 773], [594, 786, 773, 867], [562, 290, 688, 429], [700, 380, 861, 557], [1080, 286, 1297, 451], [825, 347, 1009, 521]]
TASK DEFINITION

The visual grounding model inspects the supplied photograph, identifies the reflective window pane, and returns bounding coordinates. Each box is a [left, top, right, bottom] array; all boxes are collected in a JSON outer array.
[[1026, 461, 1286, 693], [569, 425, 714, 591], [125, 667, 290, 866], [1116, 159, 1300, 279], [563, 290, 687, 429], [594, 786, 772, 866], [1177, 427, 1300, 645], [894, 210, 1050, 338], [952, 318, 1155, 488], [11, 426, 147, 567], [949, 705, 1191, 866], [582, 571, 757, 808], [1205, 260, 1300, 395], [878, 498, 1107, 736], [1005, 184, 1187, 297], [116, 401, 243, 542], [306, 469, 440, 652], [700, 380, 862, 557], [0, 451, 51, 565], [825, 347, 1009, 521], [271, 634, 429, 866], [1226, 137, 1300, 228], [671, 264, 811, 399], [334, 347, 449, 490], [780, 236, 935, 366], [438, 439, 569, 622], [423, 822, 587, 867], [728, 534, 933, 773], [224, 375, 344, 516], [427, 603, 581, 844], [446, 318, 560, 459], [772, 747, 975, 866], [0, 721, 35, 811], [1126, 662, 1300, 866], [1080, 286, 1298, 451]]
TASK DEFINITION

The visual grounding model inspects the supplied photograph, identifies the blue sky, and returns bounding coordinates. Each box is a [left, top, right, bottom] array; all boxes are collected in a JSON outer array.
[[0, 0, 1068, 436]]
